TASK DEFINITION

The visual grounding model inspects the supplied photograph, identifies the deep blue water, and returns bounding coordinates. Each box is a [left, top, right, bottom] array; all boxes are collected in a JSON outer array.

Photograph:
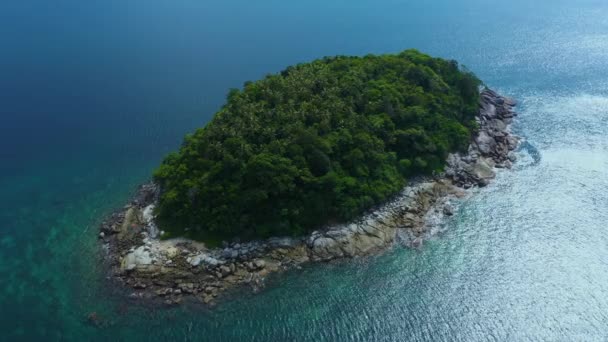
[[3, 0, 608, 340]]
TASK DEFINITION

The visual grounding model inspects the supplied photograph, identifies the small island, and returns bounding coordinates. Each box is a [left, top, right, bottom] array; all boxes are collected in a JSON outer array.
[[99, 50, 518, 306]]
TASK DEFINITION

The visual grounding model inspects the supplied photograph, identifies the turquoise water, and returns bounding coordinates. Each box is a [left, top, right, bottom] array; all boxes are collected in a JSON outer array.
[[3, 0, 608, 340]]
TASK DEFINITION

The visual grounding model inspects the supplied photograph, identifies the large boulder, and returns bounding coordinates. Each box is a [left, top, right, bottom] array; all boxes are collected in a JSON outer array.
[[308, 220, 396, 261], [488, 119, 507, 136], [118, 207, 141, 241], [471, 158, 496, 184], [253, 259, 266, 269], [121, 246, 152, 271], [309, 235, 343, 261], [352, 234, 385, 255], [480, 102, 497, 119], [187, 253, 221, 267], [475, 131, 497, 156]]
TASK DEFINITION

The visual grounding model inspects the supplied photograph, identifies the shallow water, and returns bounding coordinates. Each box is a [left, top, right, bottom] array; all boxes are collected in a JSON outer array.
[[2, 0, 608, 340]]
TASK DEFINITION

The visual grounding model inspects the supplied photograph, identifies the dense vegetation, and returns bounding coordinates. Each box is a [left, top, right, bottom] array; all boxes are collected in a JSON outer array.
[[154, 50, 481, 241]]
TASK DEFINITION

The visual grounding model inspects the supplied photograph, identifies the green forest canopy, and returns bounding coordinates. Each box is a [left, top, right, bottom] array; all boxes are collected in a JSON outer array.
[[154, 49, 481, 241]]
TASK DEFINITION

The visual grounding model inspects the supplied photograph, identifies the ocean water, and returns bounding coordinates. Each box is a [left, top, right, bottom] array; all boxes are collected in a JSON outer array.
[[2, 0, 608, 340]]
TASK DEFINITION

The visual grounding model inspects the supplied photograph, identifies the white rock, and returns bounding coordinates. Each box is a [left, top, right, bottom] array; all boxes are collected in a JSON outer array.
[[142, 204, 159, 238], [188, 253, 220, 267], [122, 246, 153, 271], [142, 204, 155, 223]]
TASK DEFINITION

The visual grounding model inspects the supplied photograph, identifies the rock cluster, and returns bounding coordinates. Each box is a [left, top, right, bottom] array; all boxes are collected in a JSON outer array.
[[445, 89, 518, 188], [100, 89, 518, 306]]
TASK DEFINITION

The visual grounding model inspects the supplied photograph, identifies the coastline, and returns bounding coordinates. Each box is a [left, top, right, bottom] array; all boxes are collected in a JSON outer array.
[[99, 88, 519, 306]]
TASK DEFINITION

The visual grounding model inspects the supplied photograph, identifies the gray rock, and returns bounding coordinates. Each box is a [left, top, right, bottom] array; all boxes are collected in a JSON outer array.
[[187, 256, 201, 267], [475, 131, 497, 156], [310, 236, 341, 260], [507, 136, 519, 150], [481, 103, 497, 119], [253, 259, 266, 269], [267, 237, 299, 248], [504, 97, 517, 106], [121, 246, 152, 271], [478, 178, 490, 187], [219, 265, 232, 278], [220, 265, 232, 278], [443, 205, 455, 216], [155, 288, 172, 297], [178, 283, 195, 293], [187, 253, 221, 267], [488, 119, 507, 134], [222, 248, 239, 259], [245, 262, 256, 271], [471, 158, 496, 182]]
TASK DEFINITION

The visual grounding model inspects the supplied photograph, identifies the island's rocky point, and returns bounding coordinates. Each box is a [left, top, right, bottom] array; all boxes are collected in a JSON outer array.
[[100, 89, 518, 306]]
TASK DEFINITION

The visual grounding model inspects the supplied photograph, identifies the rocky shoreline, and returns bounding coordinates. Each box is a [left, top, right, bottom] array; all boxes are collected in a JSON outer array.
[[99, 88, 518, 306]]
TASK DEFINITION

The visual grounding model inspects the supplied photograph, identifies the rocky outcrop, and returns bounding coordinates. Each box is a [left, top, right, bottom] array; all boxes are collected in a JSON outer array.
[[100, 88, 518, 306], [305, 181, 462, 261], [445, 89, 518, 188], [121, 246, 153, 271]]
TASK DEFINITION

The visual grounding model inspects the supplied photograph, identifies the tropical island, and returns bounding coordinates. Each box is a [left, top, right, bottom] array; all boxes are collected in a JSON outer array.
[[100, 50, 518, 306], [153, 49, 480, 242]]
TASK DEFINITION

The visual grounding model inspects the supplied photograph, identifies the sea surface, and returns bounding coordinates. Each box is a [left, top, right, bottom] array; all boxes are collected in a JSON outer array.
[[2, 0, 608, 340]]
